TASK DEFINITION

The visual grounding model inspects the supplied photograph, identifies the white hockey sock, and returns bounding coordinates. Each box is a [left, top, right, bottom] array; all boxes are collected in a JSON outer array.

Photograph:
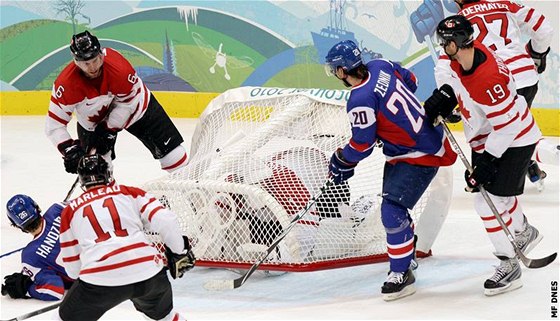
[[159, 145, 188, 172], [534, 138, 559, 165], [507, 197, 525, 233], [474, 193, 516, 258]]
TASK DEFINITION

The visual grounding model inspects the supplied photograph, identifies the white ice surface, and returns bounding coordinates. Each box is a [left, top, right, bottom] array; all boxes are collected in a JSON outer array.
[[1, 116, 558, 320]]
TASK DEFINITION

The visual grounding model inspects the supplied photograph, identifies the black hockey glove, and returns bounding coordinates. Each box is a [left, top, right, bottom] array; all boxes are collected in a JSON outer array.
[[526, 40, 550, 74], [165, 236, 196, 279], [1, 272, 32, 299], [93, 122, 119, 156], [465, 151, 499, 189], [329, 148, 358, 185], [445, 108, 462, 123], [423, 84, 458, 124], [58, 139, 85, 174]]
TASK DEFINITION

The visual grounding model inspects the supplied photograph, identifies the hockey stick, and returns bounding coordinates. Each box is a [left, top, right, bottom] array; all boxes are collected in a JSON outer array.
[[0, 302, 60, 321], [203, 179, 334, 290], [0, 247, 25, 259], [437, 116, 557, 268]]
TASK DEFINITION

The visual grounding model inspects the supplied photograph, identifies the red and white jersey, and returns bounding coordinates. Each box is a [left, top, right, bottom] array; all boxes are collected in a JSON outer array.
[[458, 0, 553, 88], [59, 184, 185, 286], [436, 42, 540, 158], [45, 48, 151, 150]]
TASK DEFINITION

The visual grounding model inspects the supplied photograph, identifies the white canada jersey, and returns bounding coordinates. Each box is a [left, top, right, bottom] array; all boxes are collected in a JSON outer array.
[[45, 48, 150, 150], [458, 0, 553, 88], [436, 42, 540, 158], [59, 184, 185, 286]]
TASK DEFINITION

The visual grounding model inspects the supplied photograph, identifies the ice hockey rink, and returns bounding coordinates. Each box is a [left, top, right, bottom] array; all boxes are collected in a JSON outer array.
[[1, 116, 558, 320]]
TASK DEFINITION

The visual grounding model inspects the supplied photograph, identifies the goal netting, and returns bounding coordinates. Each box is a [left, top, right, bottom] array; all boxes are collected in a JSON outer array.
[[143, 87, 453, 272]]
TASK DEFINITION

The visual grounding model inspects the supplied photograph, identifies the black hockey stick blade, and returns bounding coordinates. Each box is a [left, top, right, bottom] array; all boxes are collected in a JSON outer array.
[[521, 251, 557, 269], [1, 302, 60, 321]]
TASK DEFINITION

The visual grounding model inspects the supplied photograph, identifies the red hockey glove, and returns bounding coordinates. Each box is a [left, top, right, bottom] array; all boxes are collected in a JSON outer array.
[[526, 40, 550, 74], [329, 148, 358, 185], [465, 151, 498, 189], [424, 84, 458, 124]]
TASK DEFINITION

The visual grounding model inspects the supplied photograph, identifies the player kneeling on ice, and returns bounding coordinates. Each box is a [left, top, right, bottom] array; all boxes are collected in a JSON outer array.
[[2, 195, 74, 301], [324, 40, 457, 301], [425, 15, 546, 296], [57, 154, 195, 321]]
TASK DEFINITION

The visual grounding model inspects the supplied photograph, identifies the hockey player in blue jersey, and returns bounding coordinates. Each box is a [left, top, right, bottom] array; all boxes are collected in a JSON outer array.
[[1, 195, 73, 301], [325, 40, 457, 301]]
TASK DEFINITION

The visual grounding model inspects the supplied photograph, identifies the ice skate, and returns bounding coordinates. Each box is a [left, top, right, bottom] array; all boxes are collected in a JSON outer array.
[[381, 269, 416, 301], [527, 160, 546, 192], [515, 215, 542, 255], [484, 254, 522, 296]]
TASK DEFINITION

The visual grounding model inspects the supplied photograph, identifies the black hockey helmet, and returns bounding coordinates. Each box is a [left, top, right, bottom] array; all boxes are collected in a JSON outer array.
[[77, 154, 111, 189], [436, 15, 474, 49], [70, 30, 102, 61]]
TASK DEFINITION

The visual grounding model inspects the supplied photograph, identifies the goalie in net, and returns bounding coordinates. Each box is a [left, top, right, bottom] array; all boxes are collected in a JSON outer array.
[[143, 86, 454, 273]]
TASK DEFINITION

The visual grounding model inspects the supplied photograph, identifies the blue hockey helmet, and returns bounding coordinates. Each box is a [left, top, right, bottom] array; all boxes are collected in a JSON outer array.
[[6, 194, 42, 230], [325, 40, 363, 76]]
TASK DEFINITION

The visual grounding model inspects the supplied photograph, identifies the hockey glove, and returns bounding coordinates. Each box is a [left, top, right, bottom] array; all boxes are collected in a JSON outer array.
[[445, 108, 462, 123], [1, 272, 32, 299], [465, 151, 499, 189], [423, 84, 458, 124], [329, 148, 358, 185], [93, 122, 119, 156], [58, 139, 85, 174], [526, 40, 550, 74], [165, 236, 196, 279]]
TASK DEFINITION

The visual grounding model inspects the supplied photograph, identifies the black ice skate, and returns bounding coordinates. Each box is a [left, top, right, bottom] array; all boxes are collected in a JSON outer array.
[[484, 254, 522, 296], [515, 215, 543, 255], [527, 160, 546, 192], [381, 269, 416, 301]]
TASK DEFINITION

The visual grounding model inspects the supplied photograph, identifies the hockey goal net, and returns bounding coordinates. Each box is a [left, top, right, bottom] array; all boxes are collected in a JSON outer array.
[[143, 87, 452, 272]]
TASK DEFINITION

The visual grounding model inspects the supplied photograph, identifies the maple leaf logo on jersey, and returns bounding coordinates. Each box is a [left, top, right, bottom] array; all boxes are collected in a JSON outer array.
[[458, 95, 471, 120], [88, 104, 110, 123]]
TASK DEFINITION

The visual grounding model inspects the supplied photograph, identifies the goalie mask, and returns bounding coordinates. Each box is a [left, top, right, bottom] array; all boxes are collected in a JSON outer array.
[[70, 30, 102, 61], [6, 194, 42, 231], [436, 15, 474, 49], [325, 40, 364, 77], [78, 154, 112, 189]]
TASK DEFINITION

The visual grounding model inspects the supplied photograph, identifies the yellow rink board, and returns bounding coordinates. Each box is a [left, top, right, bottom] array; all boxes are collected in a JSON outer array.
[[1, 91, 558, 136]]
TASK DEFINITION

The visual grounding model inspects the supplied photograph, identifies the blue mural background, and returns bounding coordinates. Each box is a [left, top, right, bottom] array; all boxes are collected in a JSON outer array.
[[0, 0, 558, 107]]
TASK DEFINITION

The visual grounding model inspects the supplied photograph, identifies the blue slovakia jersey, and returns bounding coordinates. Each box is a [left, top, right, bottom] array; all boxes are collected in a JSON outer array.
[[20, 202, 73, 301], [341, 59, 455, 167]]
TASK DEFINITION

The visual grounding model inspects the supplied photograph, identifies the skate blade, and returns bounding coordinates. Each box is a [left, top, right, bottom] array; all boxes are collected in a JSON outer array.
[[382, 284, 416, 301], [522, 233, 543, 256], [484, 279, 523, 296]]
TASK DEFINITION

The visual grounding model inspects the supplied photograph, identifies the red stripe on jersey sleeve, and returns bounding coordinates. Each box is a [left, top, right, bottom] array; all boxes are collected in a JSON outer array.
[[504, 53, 531, 64], [533, 15, 545, 31], [148, 206, 164, 222], [511, 65, 536, 75], [48, 111, 69, 125], [140, 197, 157, 213], [524, 8, 534, 23], [349, 138, 371, 152]]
